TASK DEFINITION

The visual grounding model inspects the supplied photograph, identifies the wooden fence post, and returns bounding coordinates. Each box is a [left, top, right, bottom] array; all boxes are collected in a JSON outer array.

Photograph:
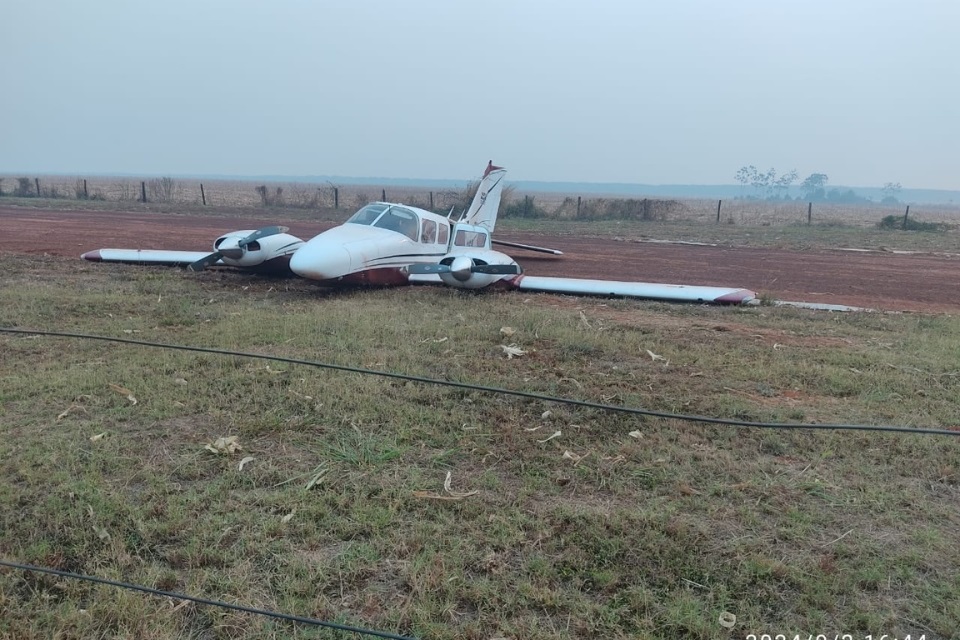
[[429, 191, 434, 209], [902, 205, 910, 230], [141, 181, 147, 202], [577, 196, 582, 217], [716, 199, 722, 222], [83, 179, 88, 199], [200, 183, 206, 206], [35, 178, 41, 197], [381, 188, 386, 201], [334, 187, 339, 209], [807, 202, 812, 225]]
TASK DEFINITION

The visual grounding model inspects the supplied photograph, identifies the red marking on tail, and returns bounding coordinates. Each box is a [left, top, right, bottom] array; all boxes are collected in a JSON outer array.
[[483, 161, 504, 178]]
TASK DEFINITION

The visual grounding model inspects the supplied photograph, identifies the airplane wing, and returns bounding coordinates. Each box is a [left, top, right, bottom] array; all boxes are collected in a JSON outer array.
[[81, 249, 220, 266], [510, 275, 755, 304], [82, 227, 304, 273]]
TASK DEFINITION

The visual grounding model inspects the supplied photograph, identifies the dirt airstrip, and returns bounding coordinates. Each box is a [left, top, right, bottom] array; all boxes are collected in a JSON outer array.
[[1, 205, 958, 313]]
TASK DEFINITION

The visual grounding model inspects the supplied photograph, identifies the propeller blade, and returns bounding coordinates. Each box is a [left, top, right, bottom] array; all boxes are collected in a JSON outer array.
[[238, 225, 289, 248], [471, 264, 522, 275], [406, 263, 451, 274], [406, 262, 520, 275], [187, 252, 222, 272]]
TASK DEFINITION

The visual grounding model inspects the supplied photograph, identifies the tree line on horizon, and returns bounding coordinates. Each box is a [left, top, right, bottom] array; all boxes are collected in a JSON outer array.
[[734, 166, 903, 204]]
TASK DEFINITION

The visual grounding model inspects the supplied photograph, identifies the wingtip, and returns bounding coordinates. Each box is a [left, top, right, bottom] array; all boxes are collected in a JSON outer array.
[[714, 289, 756, 304], [81, 250, 102, 262]]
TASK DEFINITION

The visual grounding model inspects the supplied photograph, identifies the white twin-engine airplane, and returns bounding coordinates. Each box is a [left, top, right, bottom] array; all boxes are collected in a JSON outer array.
[[81, 162, 755, 304]]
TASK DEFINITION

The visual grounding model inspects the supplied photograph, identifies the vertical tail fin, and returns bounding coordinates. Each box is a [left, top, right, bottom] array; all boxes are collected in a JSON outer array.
[[463, 161, 506, 232]]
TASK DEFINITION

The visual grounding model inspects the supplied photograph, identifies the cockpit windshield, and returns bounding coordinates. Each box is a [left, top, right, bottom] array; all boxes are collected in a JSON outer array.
[[346, 203, 388, 225], [345, 203, 419, 241]]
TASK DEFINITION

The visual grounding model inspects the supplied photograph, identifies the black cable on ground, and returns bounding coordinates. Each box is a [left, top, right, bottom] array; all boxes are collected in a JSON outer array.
[[2, 327, 957, 437], [0, 559, 416, 639]]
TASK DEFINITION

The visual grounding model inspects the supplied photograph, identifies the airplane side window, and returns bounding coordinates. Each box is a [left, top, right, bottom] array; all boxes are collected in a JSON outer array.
[[420, 219, 437, 244], [454, 230, 487, 247], [438, 224, 449, 245]]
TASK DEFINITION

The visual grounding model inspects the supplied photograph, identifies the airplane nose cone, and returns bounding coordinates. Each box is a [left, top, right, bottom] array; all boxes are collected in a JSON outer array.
[[290, 243, 350, 281]]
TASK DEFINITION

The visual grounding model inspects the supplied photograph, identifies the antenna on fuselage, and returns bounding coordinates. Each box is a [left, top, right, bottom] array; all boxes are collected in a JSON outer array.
[[447, 206, 455, 219]]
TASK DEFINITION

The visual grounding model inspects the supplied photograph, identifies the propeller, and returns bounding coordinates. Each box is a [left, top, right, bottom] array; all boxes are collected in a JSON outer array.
[[187, 226, 289, 272], [238, 225, 289, 248], [407, 257, 521, 281]]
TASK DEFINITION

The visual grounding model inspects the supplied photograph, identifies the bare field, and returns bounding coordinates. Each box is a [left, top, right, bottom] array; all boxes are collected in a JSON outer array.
[[4, 174, 960, 228]]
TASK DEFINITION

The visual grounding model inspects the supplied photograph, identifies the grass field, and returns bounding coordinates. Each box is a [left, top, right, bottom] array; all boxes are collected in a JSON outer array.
[[2, 247, 959, 639]]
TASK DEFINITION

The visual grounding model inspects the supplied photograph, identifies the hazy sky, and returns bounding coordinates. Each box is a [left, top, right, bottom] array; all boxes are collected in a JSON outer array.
[[3, 0, 957, 188]]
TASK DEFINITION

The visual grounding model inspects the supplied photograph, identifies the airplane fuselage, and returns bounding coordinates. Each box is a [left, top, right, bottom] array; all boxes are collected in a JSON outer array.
[[290, 203, 487, 285]]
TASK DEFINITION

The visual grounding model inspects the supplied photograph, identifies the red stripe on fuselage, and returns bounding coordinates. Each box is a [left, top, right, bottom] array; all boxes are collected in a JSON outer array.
[[310, 266, 410, 287]]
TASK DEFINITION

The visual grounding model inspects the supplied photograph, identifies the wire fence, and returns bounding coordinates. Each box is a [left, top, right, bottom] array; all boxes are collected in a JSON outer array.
[[2, 174, 959, 228]]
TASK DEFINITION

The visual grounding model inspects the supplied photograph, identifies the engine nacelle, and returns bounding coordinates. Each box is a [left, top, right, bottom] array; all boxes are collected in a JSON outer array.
[[435, 249, 521, 290], [214, 230, 305, 270]]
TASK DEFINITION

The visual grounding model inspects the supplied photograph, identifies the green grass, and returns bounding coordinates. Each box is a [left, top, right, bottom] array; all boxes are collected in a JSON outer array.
[[1, 252, 959, 639]]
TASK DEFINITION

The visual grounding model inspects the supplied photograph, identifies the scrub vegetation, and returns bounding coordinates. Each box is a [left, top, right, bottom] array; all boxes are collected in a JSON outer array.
[[1, 252, 959, 639]]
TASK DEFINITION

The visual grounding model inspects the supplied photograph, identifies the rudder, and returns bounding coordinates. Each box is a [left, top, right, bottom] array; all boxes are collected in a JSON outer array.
[[463, 161, 506, 232]]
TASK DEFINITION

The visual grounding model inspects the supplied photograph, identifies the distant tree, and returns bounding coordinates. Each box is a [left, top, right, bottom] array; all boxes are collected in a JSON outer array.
[[825, 188, 867, 204], [774, 170, 798, 200], [881, 181, 902, 204], [752, 167, 777, 199], [734, 165, 758, 195], [800, 173, 829, 201]]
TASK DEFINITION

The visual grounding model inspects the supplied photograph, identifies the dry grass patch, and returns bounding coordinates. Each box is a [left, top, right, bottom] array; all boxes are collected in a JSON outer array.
[[1, 254, 959, 638]]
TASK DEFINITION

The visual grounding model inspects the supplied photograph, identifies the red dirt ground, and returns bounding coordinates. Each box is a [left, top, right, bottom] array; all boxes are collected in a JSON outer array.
[[1, 205, 958, 313]]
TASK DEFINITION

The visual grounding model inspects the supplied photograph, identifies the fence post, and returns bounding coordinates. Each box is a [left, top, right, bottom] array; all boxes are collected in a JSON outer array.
[[334, 187, 339, 209], [716, 199, 722, 223], [35, 178, 41, 197], [141, 181, 147, 202], [429, 191, 434, 209], [807, 202, 812, 225], [381, 188, 386, 201], [83, 179, 88, 199], [902, 205, 910, 230], [577, 196, 582, 217], [200, 183, 206, 206]]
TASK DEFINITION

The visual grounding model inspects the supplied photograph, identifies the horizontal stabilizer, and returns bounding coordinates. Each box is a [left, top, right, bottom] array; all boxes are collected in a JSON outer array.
[[492, 239, 564, 256]]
